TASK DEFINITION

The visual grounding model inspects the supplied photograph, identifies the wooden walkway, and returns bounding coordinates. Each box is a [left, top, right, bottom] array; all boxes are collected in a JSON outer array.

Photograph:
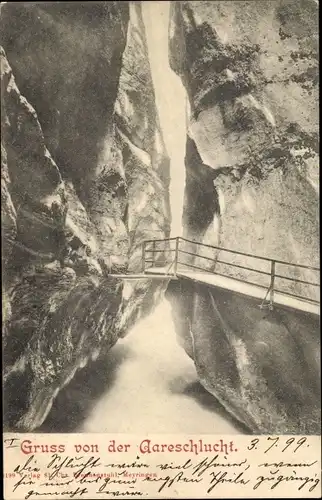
[[109, 267, 319, 316], [144, 266, 320, 316]]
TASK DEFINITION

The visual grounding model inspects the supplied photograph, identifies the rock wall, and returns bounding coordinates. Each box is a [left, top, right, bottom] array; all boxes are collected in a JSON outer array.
[[170, 0, 319, 285], [167, 278, 320, 433], [168, 0, 320, 433], [1, 1, 170, 431]]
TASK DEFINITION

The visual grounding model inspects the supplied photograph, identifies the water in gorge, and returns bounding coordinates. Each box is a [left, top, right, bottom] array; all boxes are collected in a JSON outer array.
[[41, 300, 245, 434], [80, 301, 244, 433]]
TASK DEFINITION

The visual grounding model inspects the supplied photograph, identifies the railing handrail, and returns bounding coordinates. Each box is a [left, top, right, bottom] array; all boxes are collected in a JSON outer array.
[[144, 237, 178, 244], [176, 259, 320, 305], [142, 237, 320, 307], [156, 236, 320, 272]]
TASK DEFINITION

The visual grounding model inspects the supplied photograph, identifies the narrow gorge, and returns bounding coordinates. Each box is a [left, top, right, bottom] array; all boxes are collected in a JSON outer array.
[[1, 0, 320, 435]]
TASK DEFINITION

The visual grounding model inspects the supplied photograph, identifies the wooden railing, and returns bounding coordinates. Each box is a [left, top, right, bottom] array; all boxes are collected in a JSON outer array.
[[142, 237, 320, 309]]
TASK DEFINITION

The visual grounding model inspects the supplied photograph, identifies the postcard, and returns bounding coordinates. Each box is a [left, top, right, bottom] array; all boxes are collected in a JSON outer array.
[[1, 0, 320, 498]]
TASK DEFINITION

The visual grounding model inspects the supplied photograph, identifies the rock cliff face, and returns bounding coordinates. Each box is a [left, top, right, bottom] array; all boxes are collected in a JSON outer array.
[[1, 1, 170, 431], [168, 0, 320, 433]]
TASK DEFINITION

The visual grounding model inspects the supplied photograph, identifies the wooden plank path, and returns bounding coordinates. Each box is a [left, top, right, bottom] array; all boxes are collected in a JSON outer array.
[[109, 266, 319, 316]]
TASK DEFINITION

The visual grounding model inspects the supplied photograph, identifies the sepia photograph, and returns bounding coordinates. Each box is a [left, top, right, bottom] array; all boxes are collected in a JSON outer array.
[[1, 0, 320, 440]]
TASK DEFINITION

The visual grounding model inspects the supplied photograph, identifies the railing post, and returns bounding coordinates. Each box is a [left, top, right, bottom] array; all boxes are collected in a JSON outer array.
[[269, 260, 275, 309], [152, 240, 156, 268], [173, 237, 180, 276], [142, 241, 146, 273]]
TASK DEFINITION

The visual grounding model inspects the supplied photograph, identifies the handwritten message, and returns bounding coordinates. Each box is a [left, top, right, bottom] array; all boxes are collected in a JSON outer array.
[[3, 434, 321, 499]]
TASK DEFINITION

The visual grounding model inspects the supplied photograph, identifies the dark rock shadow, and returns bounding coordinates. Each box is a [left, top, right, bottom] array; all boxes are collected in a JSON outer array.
[[36, 343, 132, 433], [170, 378, 251, 434]]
